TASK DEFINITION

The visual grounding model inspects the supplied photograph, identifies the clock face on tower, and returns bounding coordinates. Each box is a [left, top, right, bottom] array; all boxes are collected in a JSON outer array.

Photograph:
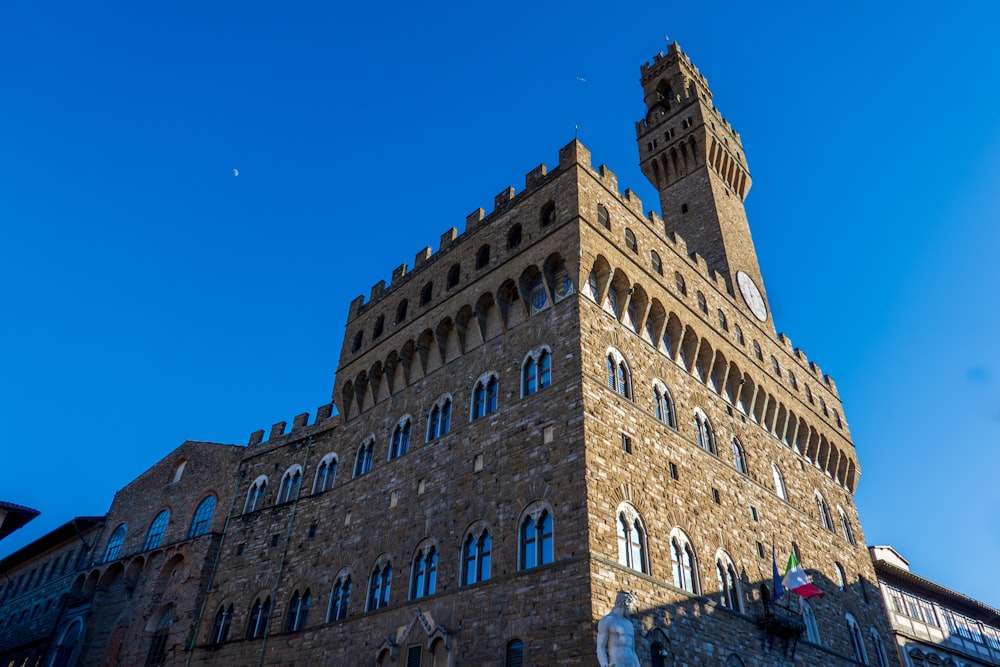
[[736, 271, 767, 322]]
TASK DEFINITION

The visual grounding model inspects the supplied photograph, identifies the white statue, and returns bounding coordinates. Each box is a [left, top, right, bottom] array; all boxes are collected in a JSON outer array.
[[596, 590, 641, 667]]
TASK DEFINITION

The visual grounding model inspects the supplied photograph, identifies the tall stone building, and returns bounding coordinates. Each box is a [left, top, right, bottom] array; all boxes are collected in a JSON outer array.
[[3, 42, 901, 667]]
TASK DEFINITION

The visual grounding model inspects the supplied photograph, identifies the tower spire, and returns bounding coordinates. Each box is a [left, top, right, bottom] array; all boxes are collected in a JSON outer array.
[[636, 43, 771, 326]]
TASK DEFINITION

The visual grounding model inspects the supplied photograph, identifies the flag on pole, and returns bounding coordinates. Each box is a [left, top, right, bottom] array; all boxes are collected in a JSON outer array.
[[782, 552, 824, 599], [771, 547, 786, 602]]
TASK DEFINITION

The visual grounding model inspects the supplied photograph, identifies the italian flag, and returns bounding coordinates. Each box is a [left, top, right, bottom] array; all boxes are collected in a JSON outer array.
[[782, 553, 824, 599]]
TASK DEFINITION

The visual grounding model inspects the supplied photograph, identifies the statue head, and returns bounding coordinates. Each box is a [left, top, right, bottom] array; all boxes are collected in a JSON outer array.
[[614, 590, 637, 614]]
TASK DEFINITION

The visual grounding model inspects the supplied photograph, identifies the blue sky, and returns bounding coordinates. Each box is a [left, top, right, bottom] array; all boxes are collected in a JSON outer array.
[[3, 1, 1000, 608]]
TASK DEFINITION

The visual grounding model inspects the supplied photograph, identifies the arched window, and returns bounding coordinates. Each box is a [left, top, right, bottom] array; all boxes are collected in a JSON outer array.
[[210, 604, 233, 644], [328, 574, 351, 622], [373, 315, 384, 339], [839, 507, 856, 545], [788, 370, 798, 389], [461, 528, 492, 585], [104, 524, 127, 562], [354, 439, 374, 477], [651, 642, 668, 667], [694, 410, 716, 455], [410, 546, 438, 599], [447, 263, 460, 289], [802, 599, 820, 643], [625, 300, 638, 332], [753, 340, 763, 361], [670, 530, 698, 593], [834, 562, 847, 590], [476, 244, 490, 269], [522, 348, 552, 396], [420, 281, 433, 306], [389, 417, 412, 460], [650, 250, 663, 275], [277, 466, 302, 504], [716, 551, 741, 611], [506, 639, 524, 667], [51, 619, 83, 667], [144, 511, 169, 551], [771, 356, 781, 376], [624, 228, 638, 253], [871, 628, 890, 667], [847, 614, 868, 663], [731, 439, 748, 474], [426, 397, 452, 441], [653, 381, 675, 428], [367, 561, 392, 611], [188, 496, 216, 538], [146, 606, 174, 666], [816, 492, 834, 531], [734, 324, 744, 345], [606, 349, 632, 400], [244, 476, 268, 513], [519, 508, 553, 570], [717, 309, 728, 331], [587, 271, 600, 301], [772, 463, 788, 501], [312, 454, 338, 493], [351, 330, 363, 353], [604, 284, 619, 317], [597, 203, 611, 229], [615, 504, 648, 573], [245, 596, 271, 639], [396, 299, 408, 323], [507, 223, 522, 249], [675, 271, 687, 295], [471, 373, 499, 420], [284, 588, 310, 632], [697, 291, 708, 314]]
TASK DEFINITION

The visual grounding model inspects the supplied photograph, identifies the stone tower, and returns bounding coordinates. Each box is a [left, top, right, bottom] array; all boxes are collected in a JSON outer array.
[[637, 42, 770, 327]]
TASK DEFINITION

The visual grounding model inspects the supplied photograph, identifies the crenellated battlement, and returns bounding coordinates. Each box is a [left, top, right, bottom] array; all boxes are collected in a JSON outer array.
[[246, 402, 337, 449]]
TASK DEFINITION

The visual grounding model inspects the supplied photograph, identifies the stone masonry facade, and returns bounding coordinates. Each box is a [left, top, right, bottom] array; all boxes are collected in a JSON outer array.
[[1, 41, 901, 667]]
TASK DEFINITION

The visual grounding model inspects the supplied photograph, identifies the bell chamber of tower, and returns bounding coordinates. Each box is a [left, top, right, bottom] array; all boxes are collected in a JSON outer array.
[[636, 42, 772, 327]]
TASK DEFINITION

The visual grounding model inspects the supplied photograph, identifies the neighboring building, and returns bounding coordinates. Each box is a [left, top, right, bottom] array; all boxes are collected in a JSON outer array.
[[0, 501, 40, 542], [2, 41, 906, 666], [0, 516, 103, 667], [872, 546, 1000, 666]]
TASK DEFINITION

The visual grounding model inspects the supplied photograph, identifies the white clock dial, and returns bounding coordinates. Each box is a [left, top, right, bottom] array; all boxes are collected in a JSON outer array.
[[737, 271, 767, 322]]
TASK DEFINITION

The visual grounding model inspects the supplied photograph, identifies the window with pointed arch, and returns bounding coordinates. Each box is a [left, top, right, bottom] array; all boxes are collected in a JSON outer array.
[[367, 560, 392, 611], [834, 562, 847, 590], [277, 465, 303, 504], [839, 507, 856, 545], [597, 203, 611, 229], [506, 639, 524, 667], [245, 596, 271, 639], [146, 606, 174, 666], [188, 496, 216, 538], [697, 291, 708, 314], [606, 348, 632, 400], [752, 340, 763, 361], [461, 527, 492, 585], [669, 529, 698, 593], [522, 347, 552, 397], [816, 492, 834, 531], [694, 409, 716, 455], [587, 271, 600, 302], [244, 476, 268, 513], [50, 619, 83, 667], [353, 439, 374, 477], [389, 417, 412, 460], [871, 628, 890, 667], [312, 454, 338, 493], [144, 511, 169, 551], [615, 503, 648, 573], [653, 381, 676, 428], [625, 300, 639, 332], [210, 604, 233, 644], [409, 546, 438, 600], [519, 505, 554, 570], [675, 272, 687, 296], [731, 439, 748, 474], [650, 250, 663, 275], [284, 588, 311, 632], [471, 373, 499, 420], [734, 324, 745, 345], [718, 309, 728, 331], [802, 599, 820, 643], [104, 524, 127, 562], [624, 228, 638, 253], [715, 551, 741, 611], [327, 573, 351, 622], [772, 463, 788, 501], [426, 396, 452, 441], [846, 614, 868, 663]]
